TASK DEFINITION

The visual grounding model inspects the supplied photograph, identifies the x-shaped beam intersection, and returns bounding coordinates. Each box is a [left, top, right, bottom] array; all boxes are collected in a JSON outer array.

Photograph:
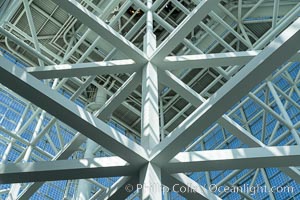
[[1, 0, 300, 199]]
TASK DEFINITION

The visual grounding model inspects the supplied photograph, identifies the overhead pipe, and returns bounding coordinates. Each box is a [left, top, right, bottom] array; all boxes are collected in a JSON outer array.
[[77, 86, 107, 200]]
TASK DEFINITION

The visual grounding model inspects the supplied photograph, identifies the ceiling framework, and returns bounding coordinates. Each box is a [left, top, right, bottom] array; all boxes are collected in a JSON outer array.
[[0, 0, 299, 200]]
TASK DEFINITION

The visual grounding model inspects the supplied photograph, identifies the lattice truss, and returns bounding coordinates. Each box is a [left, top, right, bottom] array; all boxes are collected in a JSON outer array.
[[0, 0, 299, 199]]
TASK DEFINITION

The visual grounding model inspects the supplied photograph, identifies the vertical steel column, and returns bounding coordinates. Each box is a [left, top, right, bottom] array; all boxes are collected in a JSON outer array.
[[141, 0, 159, 150], [139, 163, 162, 200], [159, 97, 165, 140], [272, 0, 280, 29], [140, 0, 162, 199], [141, 61, 159, 149]]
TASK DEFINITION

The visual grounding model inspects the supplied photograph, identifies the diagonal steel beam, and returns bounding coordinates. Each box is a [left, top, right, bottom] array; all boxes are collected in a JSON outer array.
[[17, 72, 142, 199], [93, 176, 139, 200], [0, 156, 136, 184], [162, 173, 221, 200], [51, 0, 147, 64], [151, 17, 300, 164], [158, 70, 206, 106], [0, 27, 55, 65], [219, 114, 300, 183], [158, 59, 300, 183], [17, 133, 86, 200], [161, 70, 300, 183], [96, 71, 142, 121], [164, 146, 300, 173], [0, 56, 148, 165], [150, 0, 221, 62], [27, 59, 142, 79]]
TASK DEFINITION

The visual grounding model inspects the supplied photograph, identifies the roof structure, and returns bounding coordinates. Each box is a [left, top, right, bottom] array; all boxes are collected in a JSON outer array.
[[0, 0, 299, 199]]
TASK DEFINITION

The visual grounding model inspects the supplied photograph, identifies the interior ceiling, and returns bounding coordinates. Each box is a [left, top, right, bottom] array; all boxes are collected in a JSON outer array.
[[0, 0, 299, 199], [0, 0, 298, 138]]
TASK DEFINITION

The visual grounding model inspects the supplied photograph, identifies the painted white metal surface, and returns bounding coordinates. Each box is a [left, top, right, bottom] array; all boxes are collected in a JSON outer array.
[[0, 0, 299, 199]]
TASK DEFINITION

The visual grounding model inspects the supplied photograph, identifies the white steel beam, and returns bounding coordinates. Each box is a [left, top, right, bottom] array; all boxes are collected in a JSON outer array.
[[22, 0, 44, 67], [158, 70, 206, 107], [152, 81, 262, 161], [156, 62, 300, 184], [0, 56, 148, 165], [0, 156, 135, 184], [219, 115, 300, 183], [139, 0, 162, 199], [17, 183, 46, 200], [267, 81, 300, 144], [261, 168, 276, 200], [152, 12, 203, 54], [160, 51, 260, 70], [139, 163, 162, 200], [200, 21, 235, 52], [51, 0, 147, 64], [27, 59, 142, 79], [218, 115, 266, 148], [141, 62, 160, 150], [16, 134, 90, 200], [279, 167, 300, 183], [209, 11, 252, 48], [160, 50, 300, 71], [150, 0, 221, 62], [165, 146, 300, 173], [272, 0, 280, 29], [93, 176, 139, 200], [0, 27, 55, 65], [77, 86, 107, 200], [96, 72, 142, 121], [150, 17, 300, 164], [162, 173, 221, 200], [17, 71, 141, 198], [141, 0, 160, 151]]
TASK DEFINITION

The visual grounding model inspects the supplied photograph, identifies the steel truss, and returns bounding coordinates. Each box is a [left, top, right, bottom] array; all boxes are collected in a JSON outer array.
[[0, 0, 300, 199]]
